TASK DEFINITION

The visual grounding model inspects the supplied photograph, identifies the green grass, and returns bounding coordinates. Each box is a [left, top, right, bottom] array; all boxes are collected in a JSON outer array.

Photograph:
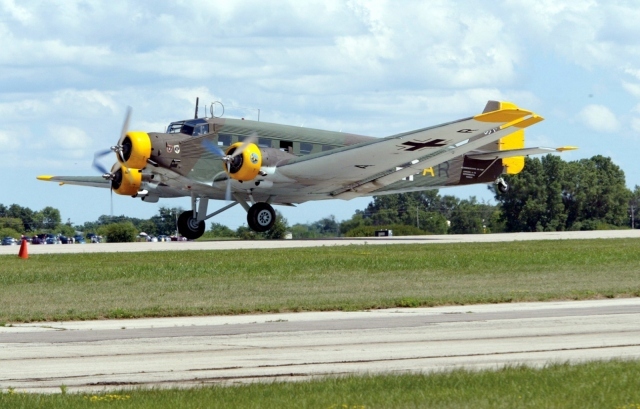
[[2, 360, 640, 408], [0, 239, 639, 322]]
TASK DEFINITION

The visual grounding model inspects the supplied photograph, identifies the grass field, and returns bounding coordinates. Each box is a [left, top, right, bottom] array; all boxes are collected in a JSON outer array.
[[2, 361, 640, 408], [1, 238, 639, 323]]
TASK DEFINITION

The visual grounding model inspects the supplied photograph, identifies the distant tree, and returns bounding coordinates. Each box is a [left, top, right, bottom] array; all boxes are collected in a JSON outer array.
[[0, 227, 21, 239], [150, 206, 183, 236], [262, 211, 289, 239], [0, 217, 24, 233], [630, 185, 640, 229], [209, 222, 236, 238], [563, 155, 631, 228], [97, 222, 138, 243], [496, 155, 631, 232], [339, 212, 370, 236], [6, 204, 35, 231], [448, 198, 485, 234], [311, 215, 340, 236], [137, 220, 158, 236], [496, 155, 569, 232], [36, 206, 62, 230]]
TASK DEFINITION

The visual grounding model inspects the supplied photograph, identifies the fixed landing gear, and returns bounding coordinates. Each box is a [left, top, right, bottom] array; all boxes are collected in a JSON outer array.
[[177, 211, 205, 240], [177, 195, 277, 240], [247, 202, 276, 233], [495, 177, 509, 194]]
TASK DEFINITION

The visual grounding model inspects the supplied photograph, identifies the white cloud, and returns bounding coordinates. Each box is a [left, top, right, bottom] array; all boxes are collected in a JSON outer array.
[[0, 130, 20, 152], [48, 125, 91, 159], [578, 104, 620, 133]]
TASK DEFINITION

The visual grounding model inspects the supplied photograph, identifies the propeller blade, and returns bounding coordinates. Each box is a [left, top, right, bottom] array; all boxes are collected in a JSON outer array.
[[201, 139, 226, 158], [230, 132, 258, 158], [117, 106, 132, 147], [225, 162, 232, 201], [92, 148, 112, 174]]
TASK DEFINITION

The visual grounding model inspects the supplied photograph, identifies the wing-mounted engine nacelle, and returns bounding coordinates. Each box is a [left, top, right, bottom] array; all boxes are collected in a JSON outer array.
[[119, 131, 151, 170], [225, 142, 297, 182], [110, 163, 142, 196]]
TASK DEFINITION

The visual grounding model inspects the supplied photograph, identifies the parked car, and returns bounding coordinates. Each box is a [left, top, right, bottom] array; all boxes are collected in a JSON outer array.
[[73, 235, 86, 244], [1, 237, 18, 246], [32, 234, 47, 244], [45, 237, 58, 245]]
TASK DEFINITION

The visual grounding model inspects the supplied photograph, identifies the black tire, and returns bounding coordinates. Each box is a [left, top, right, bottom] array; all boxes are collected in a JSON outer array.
[[177, 211, 205, 240], [247, 202, 276, 233]]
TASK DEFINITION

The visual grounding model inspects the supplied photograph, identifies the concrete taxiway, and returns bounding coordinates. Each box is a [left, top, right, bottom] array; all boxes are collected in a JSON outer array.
[[1, 229, 639, 255], [1, 298, 640, 393]]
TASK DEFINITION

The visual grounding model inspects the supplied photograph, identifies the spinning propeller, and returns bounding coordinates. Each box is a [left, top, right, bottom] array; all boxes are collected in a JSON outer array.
[[201, 133, 258, 201], [91, 106, 133, 181], [91, 107, 134, 216]]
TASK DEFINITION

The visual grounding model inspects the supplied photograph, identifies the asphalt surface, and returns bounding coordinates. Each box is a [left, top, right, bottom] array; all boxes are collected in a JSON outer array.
[[1, 230, 639, 393], [2, 229, 640, 255], [1, 299, 640, 393]]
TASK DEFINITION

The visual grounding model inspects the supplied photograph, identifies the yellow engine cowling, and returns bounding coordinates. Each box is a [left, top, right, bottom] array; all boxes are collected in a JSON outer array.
[[225, 142, 262, 181], [111, 164, 142, 196], [120, 131, 151, 170]]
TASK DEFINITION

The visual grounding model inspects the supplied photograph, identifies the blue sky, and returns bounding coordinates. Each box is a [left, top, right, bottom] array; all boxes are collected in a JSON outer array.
[[1, 0, 639, 229]]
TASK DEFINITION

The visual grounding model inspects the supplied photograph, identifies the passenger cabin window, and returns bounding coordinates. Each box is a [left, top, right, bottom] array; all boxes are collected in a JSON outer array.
[[218, 133, 232, 146], [280, 140, 293, 153], [300, 142, 313, 155], [322, 145, 337, 151]]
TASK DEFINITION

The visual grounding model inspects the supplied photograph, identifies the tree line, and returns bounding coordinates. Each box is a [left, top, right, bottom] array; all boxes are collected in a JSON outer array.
[[2, 155, 637, 241]]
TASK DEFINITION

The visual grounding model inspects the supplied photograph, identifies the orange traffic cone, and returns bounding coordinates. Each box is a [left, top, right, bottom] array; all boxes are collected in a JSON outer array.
[[18, 239, 28, 259]]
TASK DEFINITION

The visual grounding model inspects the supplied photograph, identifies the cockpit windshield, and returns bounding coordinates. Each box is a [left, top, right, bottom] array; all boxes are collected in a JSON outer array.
[[166, 118, 209, 136]]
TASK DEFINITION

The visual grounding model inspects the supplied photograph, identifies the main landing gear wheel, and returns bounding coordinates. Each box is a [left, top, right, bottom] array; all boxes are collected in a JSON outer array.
[[247, 202, 276, 233], [177, 211, 205, 240]]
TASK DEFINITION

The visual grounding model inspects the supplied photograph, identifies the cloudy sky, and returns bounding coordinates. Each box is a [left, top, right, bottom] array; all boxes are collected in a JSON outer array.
[[2, 0, 639, 228]]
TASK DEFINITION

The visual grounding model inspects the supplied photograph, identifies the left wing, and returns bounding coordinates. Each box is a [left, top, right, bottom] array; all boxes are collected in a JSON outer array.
[[274, 101, 542, 198]]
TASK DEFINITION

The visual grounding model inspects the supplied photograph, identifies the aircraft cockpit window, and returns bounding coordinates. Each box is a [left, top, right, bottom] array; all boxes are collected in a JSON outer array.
[[167, 121, 185, 134], [180, 124, 195, 135], [322, 145, 337, 151], [193, 123, 209, 136], [258, 138, 272, 148]]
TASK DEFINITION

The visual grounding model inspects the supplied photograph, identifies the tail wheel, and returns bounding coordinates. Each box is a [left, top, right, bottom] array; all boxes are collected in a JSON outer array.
[[247, 202, 276, 233], [495, 177, 509, 194], [177, 211, 205, 240]]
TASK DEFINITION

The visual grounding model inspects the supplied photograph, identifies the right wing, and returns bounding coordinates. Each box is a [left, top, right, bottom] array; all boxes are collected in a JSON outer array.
[[37, 175, 111, 189]]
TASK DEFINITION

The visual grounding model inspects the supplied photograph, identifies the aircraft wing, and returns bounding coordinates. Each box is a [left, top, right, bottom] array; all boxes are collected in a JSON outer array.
[[37, 175, 111, 188], [274, 101, 543, 198], [466, 146, 578, 160]]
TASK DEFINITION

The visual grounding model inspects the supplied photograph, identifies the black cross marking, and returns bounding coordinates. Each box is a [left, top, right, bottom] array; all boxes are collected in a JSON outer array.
[[400, 139, 447, 151]]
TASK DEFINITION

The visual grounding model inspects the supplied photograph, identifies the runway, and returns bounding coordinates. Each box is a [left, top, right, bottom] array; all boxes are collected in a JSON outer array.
[[2, 229, 640, 255], [2, 298, 640, 393]]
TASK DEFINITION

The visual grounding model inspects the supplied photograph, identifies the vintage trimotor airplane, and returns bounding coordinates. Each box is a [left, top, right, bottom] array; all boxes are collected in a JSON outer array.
[[38, 100, 576, 239]]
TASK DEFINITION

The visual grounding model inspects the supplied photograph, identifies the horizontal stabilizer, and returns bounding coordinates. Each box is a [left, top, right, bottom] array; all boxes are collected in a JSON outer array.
[[466, 146, 578, 161]]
